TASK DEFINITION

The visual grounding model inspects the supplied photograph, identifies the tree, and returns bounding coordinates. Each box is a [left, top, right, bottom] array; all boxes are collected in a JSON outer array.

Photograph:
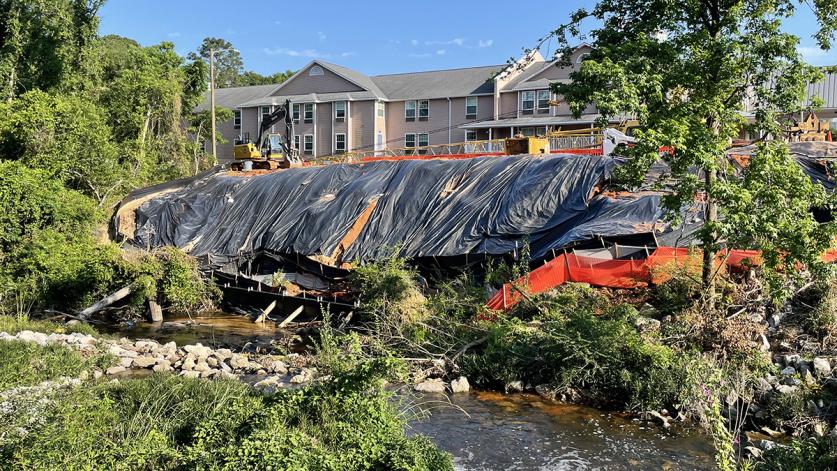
[[188, 37, 243, 89], [0, 0, 105, 100], [237, 70, 295, 86], [548, 0, 837, 298]]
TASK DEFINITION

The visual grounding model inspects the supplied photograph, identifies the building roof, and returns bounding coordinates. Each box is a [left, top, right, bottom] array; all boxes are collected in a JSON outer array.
[[194, 84, 277, 112], [239, 91, 380, 107], [806, 70, 837, 109], [371, 65, 502, 100]]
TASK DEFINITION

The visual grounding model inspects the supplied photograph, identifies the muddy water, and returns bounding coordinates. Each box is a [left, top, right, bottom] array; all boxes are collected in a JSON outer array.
[[108, 312, 716, 470], [404, 390, 715, 470]]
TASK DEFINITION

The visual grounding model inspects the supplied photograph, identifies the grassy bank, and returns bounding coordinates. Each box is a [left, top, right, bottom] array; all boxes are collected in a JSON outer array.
[[0, 319, 452, 470]]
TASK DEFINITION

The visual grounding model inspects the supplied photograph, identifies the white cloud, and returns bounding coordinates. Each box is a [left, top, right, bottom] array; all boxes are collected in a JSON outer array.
[[410, 39, 419, 46], [477, 39, 493, 48], [167, 32, 181, 38], [436, 49, 446, 55], [341, 51, 357, 57], [409, 52, 432, 58], [426, 38, 465, 46], [798, 46, 837, 65], [317, 31, 327, 42], [263, 47, 328, 58], [274, 20, 282, 25], [388, 39, 401, 45]]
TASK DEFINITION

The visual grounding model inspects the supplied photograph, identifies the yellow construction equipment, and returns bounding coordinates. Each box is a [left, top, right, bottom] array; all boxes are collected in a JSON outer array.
[[231, 99, 301, 171], [505, 136, 550, 155]]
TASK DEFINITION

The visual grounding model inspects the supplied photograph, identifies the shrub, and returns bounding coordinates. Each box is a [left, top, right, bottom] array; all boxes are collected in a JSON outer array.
[[0, 340, 113, 390], [755, 437, 837, 470]]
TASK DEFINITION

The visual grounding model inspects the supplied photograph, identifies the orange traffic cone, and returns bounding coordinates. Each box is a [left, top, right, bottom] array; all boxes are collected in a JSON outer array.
[[828, 130, 833, 142]]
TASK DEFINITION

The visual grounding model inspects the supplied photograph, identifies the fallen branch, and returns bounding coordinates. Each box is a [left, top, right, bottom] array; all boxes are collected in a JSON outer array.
[[451, 335, 489, 361], [79, 286, 132, 319]]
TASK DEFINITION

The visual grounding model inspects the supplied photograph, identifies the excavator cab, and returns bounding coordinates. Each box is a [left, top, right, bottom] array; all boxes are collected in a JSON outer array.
[[231, 99, 301, 171]]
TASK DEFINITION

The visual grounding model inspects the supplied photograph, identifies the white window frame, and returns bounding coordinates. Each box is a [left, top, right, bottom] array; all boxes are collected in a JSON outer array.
[[303, 134, 314, 155], [334, 133, 346, 153], [418, 100, 429, 120], [520, 91, 535, 115], [334, 101, 346, 122], [309, 65, 325, 76], [405, 133, 416, 148], [376, 101, 385, 118], [303, 103, 314, 123], [465, 97, 478, 118], [417, 133, 429, 154], [537, 90, 550, 113], [405, 101, 416, 121], [292, 104, 300, 123], [465, 130, 477, 141], [260, 106, 271, 127], [293, 135, 300, 151], [233, 109, 241, 129]]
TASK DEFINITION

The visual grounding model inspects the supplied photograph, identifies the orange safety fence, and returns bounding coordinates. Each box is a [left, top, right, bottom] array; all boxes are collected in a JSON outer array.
[[359, 153, 506, 163], [486, 246, 835, 311]]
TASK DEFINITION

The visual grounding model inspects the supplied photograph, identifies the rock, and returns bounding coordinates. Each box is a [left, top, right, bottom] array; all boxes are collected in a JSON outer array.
[[179, 370, 200, 379], [776, 384, 799, 395], [106, 366, 127, 376], [229, 354, 250, 370], [755, 377, 773, 393], [289, 373, 308, 384], [206, 357, 218, 368], [260, 357, 288, 375], [118, 356, 134, 368], [639, 303, 657, 316], [784, 354, 800, 366], [813, 422, 827, 437], [183, 344, 212, 358], [505, 381, 524, 394], [17, 330, 48, 346], [214, 348, 233, 360], [132, 356, 157, 368], [780, 366, 796, 376], [199, 369, 216, 379], [646, 410, 671, 428], [450, 376, 470, 394], [782, 377, 802, 386], [254, 376, 281, 389], [634, 316, 661, 334], [93, 370, 103, 380], [153, 360, 172, 372], [760, 427, 783, 439], [814, 357, 831, 377], [759, 334, 771, 352], [135, 340, 157, 353], [414, 378, 446, 393], [181, 357, 196, 371], [194, 360, 211, 373], [535, 384, 558, 400], [744, 446, 763, 460]]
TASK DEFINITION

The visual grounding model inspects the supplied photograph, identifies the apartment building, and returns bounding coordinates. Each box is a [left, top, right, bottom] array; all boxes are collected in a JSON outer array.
[[199, 45, 837, 161]]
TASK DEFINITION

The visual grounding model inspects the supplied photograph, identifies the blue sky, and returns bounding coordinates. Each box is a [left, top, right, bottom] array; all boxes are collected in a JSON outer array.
[[99, 0, 836, 76]]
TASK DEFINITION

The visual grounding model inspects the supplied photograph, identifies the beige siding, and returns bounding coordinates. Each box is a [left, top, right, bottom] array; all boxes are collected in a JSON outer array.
[[272, 64, 364, 96], [384, 98, 454, 148], [334, 101, 349, 153], [241, 107, 260, 143], [374, 101, 386, 152], [499, 93, 517, 120], [215, 118, 237, 162], [317, 102, 332, 157], [292, 103, 317, 159], [449, 96, 493, 143], [350, 100, 375, 153]]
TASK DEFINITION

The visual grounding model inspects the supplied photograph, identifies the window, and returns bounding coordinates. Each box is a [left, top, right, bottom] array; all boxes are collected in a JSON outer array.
[[405, 133, 416, 148], [417, 133, 429, 154], [292, 104, 300, 123], [520, 91, 535, 114], [309, 65, 324, 76], [293, 135, 300, 151], [233, 109, 241, 129], [376, 101, 385, 118], [465, 130, 477, 141], [537, 90, 550, 113], [303, 103, 314, 123], [260, 106, 271, 125], [405, 101, 416, 121], [521, 127, 536, 137], [465, 97, 478, 118], [335, 133, 346, 153], [418, 100, 429, 120], [334, 101, 346, 121], [303, 134, 314, 155]]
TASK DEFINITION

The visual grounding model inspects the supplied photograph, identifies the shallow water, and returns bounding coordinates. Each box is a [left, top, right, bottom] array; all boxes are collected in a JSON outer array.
[[107, 312, 716, 470], [405, 390, 716, 470]]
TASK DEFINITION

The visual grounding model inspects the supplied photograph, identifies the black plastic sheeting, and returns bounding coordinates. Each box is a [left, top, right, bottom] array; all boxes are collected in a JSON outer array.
[[117, 154, 666, 266]]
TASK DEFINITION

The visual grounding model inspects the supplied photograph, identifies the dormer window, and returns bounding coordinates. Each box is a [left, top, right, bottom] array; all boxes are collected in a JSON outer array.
[[309, 65, 324, 76]]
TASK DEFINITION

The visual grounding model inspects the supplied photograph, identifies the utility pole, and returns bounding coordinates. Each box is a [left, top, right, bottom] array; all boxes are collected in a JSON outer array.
[[209, 48, 217, 161]]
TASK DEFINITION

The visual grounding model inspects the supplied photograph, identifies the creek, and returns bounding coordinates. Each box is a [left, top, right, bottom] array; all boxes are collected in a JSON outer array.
[[107, 311, 716, 470]]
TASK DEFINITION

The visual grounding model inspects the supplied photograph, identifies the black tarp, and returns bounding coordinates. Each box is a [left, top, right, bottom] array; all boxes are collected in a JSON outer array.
[[118, 154, 666, 265]]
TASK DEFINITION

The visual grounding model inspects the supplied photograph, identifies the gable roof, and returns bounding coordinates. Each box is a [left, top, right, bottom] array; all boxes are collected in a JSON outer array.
[[265, 60, 387, 98], [194, 84, 277, 112], [371, 65, 502, 100]]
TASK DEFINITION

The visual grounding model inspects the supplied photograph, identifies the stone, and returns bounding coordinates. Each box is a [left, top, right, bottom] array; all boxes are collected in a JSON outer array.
[[780, 366, 796, 376], [153, 362, 172, 373], [183, 344, 212, 358], [414, 378, 446, 393], [18, 330, 49, 346], [782, 377, 802, 386], [132, 356, 157, 368], [776, 384, 798, 395], [106, 366, 127, 376], [755, 377, 773, 393], [199, 370, 216, 379], [505, 381, 524, 394], [634, 316, 661, 333], [181, 357, 196, 371], [646, 410, 671, 428], [194, 360, 211, 373], [814, 357, 831, 377], [759, 334, 771, 352], [229, 354, 250, 370], [290, 373, 309, 384], [206, 357, 218, 368], [179, 370, 200, 379], [450, 376, 470, 394], [214, 348, 233, 360], [535, 384, 558, 400], [119, 356, 134, 368], [254, 376, 281, 389]]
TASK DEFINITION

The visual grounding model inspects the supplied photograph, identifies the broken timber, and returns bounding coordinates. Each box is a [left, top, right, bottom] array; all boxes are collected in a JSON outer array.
[[80, 286, 132, 319]]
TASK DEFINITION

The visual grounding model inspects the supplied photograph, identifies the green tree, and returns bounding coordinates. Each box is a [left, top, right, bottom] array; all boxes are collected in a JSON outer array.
[[549, 0, 837, 297], [188, 37, 243, 88], [237, 69, 295, 86], [0, 0, 105, 100]]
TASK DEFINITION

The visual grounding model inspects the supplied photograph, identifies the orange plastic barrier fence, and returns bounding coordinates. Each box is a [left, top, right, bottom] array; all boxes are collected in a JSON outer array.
[[359, 153, 505, 163], [486, 246, 832, 311]]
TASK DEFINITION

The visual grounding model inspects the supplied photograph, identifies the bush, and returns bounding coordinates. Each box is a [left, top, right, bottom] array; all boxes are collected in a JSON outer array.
[[755, 436, 837, 470], [462, 283, 690, 411], [0, 369, 452, 470], [0, 340, 113, 390]]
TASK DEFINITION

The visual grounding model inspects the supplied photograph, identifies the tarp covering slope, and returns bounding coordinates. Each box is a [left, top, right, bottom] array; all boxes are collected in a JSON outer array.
[[116, 154, 664, 265]]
